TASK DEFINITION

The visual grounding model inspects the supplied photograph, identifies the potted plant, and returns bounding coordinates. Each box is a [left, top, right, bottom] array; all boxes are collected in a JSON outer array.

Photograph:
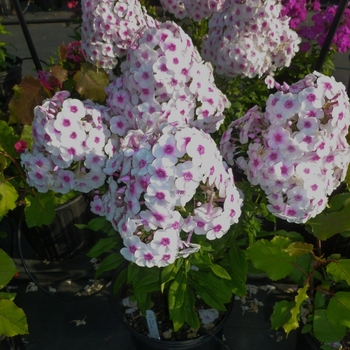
[[5, 0, 350, 346], [68, 0, 315, 346], [220, 66, 350, 349], [1, 40, 110, 260]]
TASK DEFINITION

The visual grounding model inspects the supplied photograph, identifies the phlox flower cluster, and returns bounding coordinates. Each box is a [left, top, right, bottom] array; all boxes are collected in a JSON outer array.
[[81, 0, 155, 70], [91, 123, 243, 268], [221, 72, 350, 223], [159, 0, 226, 21], [105, 21, 230, 135], [280, 0, 320, 30], [298, 5, 350, 53], [21, 91, 112, 194], [201, 0, 301, 78]]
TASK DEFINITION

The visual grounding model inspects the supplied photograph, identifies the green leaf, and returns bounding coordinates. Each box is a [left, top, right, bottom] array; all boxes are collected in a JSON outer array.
[[183, 287, 200, 330], [271, 300, 295, 330], [327, 292, 350, 333], [246, 236, 296, 280], [0, 292, 16, 301], [24, 192, 57, 228], [0, 249, 17, 289], [313, 309, 344, 343], [168, 268, 187, 332], [85, 217, 112, 232], [314, 290, 325, 308], [190, 271, 231, 311], [73, 63, 109, 103], [0, 181, 18, 217], [284, 285, 309, 336], [112, 267, 127, 296], [284, 242, 313, 257], [95, 253, 124, 278], [210, 264, 231, 280], [0, 299, 28, 336], [289, 253, 314, 285], [326, 260, 350, 286], [87, 237, 118, 258], [227, 243, 247, 296], [161, 259, 182, 292], [307, 194, 350, 240]]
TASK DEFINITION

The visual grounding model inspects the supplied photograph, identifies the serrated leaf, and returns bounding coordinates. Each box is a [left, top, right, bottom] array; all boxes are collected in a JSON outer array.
[[0, 181, 18, 217], [87, 237, 118, 258], [313, 309, 343, 343], [326, 260, 350, 286], [271, 300, 295, 330], [95, 252, 124, 278], [24, 192, 57, 228], [284, 242, 313, 257], [0, 299, 28, 336], [282, 285, 309, 336], [246, 236, 296, 280], [327, 292, 350, 332], [8, 76, 50, 125], [0, 249, 17, 288], [73, 63, 109, 103], [289, 253, 314, 285], [307, 194, 350, 240]]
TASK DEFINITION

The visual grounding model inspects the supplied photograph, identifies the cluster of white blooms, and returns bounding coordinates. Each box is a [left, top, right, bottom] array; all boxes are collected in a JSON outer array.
[[91, 123, 243, 267], [21, 91, 111, 194], [201, 0, 301, 78], [221, 72, 350, 223], [81, 0, 155, 70], [159, 0, 226, 21], [105, 21, 230, 135]]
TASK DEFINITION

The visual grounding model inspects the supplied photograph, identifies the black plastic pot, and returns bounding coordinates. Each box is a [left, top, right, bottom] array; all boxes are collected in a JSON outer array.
[[113, 276, 233, 350], [21, 195, 96, 261], [296, 332, 321, 350], [0, 57, 22, 111]]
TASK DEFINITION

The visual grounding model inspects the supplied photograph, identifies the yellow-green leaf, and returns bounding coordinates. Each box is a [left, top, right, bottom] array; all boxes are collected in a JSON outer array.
[[0, 249, 17, 288], [284, 242, 314, 257], [73, 63, 109, 103], [283, 285, 309, 336], [0, 181, 18, 217], [0, 299, 28, 336]]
